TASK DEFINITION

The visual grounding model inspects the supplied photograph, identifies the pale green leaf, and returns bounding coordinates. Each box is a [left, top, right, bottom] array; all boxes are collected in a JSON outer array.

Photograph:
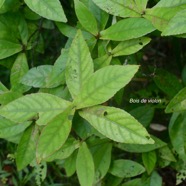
[[100, 18, 155, 41], [0, 0, 5, 8], [36, 108, 74, 162], [111, 37, 151, 57], [109, 159, 145, 178], [24, 0, 67, 22], [144, 7, 181, 31], [94, 54, 112, 71], [154, 0, 186, 8], [11, 53, 30, 92], [0, 93, 72, 125], [21, 65, 53, 88], [162, 9, 186, 36], [80, 106, 154, 144], [74, 65, 139, 109], [76, 142, 95, 186], [75, 0, 98, 35], [142, 151, 157, 174], [16, 125, 39, 170], [66, 30, 94, 99], [0, 39, 22, 59], [92, 0, 141, 18], [0, 91, 22, 105], [165, 87, 186, 113], [0, 116, 31, 139], [45, 138, 79, 162]]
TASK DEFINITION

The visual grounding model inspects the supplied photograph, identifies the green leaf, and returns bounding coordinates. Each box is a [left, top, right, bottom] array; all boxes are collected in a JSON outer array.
[[115, 136, 166, 153], [36, 108, 74, 162], [111, 37, 151, 57], [93, 54, 112, 71], [158, 146, 176, 162], [109, 159, 145, 178], [0, 93, 72, 125], [21, 65, 53, 88], [45, 138, 80, 162], [80, 106, 154, 144], [0, 91, 22, 105], [165, 87, 186, 113], [0, 82, 8, 93], [150, 171, 162, 186], [142, 151, 157, 175], [153, 69, 182, 98], [130, 106, 155, 127], [24, 0, 67, 22], [66, 30, 94, 99], [16, 125, 39, 170], [92, 0, 141, 18], [74, 65, 139, 109], [0, 0, 5, 8], [0, 116, 31, 139], [76, 142, 95, 186], [0, 39, 22, 59], [144, 7, 181, 31], [154, 0, 186, 8], [162, 9, 186, 36], [10, 53, 30, 92], [64, 151, 77, 177], [168, 113, 186, 159], [74, 0, 98, 35], [100, 18, 155, 41]]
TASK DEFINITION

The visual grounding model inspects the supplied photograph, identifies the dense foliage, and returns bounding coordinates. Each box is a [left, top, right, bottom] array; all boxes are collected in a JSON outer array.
[[0, 0, 186, 185]]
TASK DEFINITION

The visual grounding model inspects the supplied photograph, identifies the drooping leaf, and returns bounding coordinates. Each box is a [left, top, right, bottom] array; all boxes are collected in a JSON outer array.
[[24, 0, 67, 22], [0, 93, 72, 125], [0, 116, 31, 139], [74, 65, 139, 108], [76, 142, 95, 186], [150, 171, 162, 186], [168, 113, 186, 159], [80, 106, 154, 144], [0, 39, 22, 59], [162, 9, 186, 36], [66, 30, 94, 99], [165, 87, 186, 113], [16, 125, 39, 170], [100, 18, 155, 41], [74, 0, 98, 35], [109, 159, 145, 178], [92, 0, 142, 18], [111, 37, 151, 57], [142, 151, 157, 175], [10, 53, 30, 92], [91, 141, 112, 180], [36, 108, 74, 162], [45, 138, 80, 162]]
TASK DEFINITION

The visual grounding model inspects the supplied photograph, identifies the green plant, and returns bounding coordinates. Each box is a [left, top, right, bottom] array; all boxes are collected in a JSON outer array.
[[0, 0, 186, 185]]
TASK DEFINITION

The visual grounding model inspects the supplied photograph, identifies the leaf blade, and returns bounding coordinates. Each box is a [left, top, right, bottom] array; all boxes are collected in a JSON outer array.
[[74, 65, 139, 109], [24, 0, 67, 22], [79, 106, 154, 144]]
